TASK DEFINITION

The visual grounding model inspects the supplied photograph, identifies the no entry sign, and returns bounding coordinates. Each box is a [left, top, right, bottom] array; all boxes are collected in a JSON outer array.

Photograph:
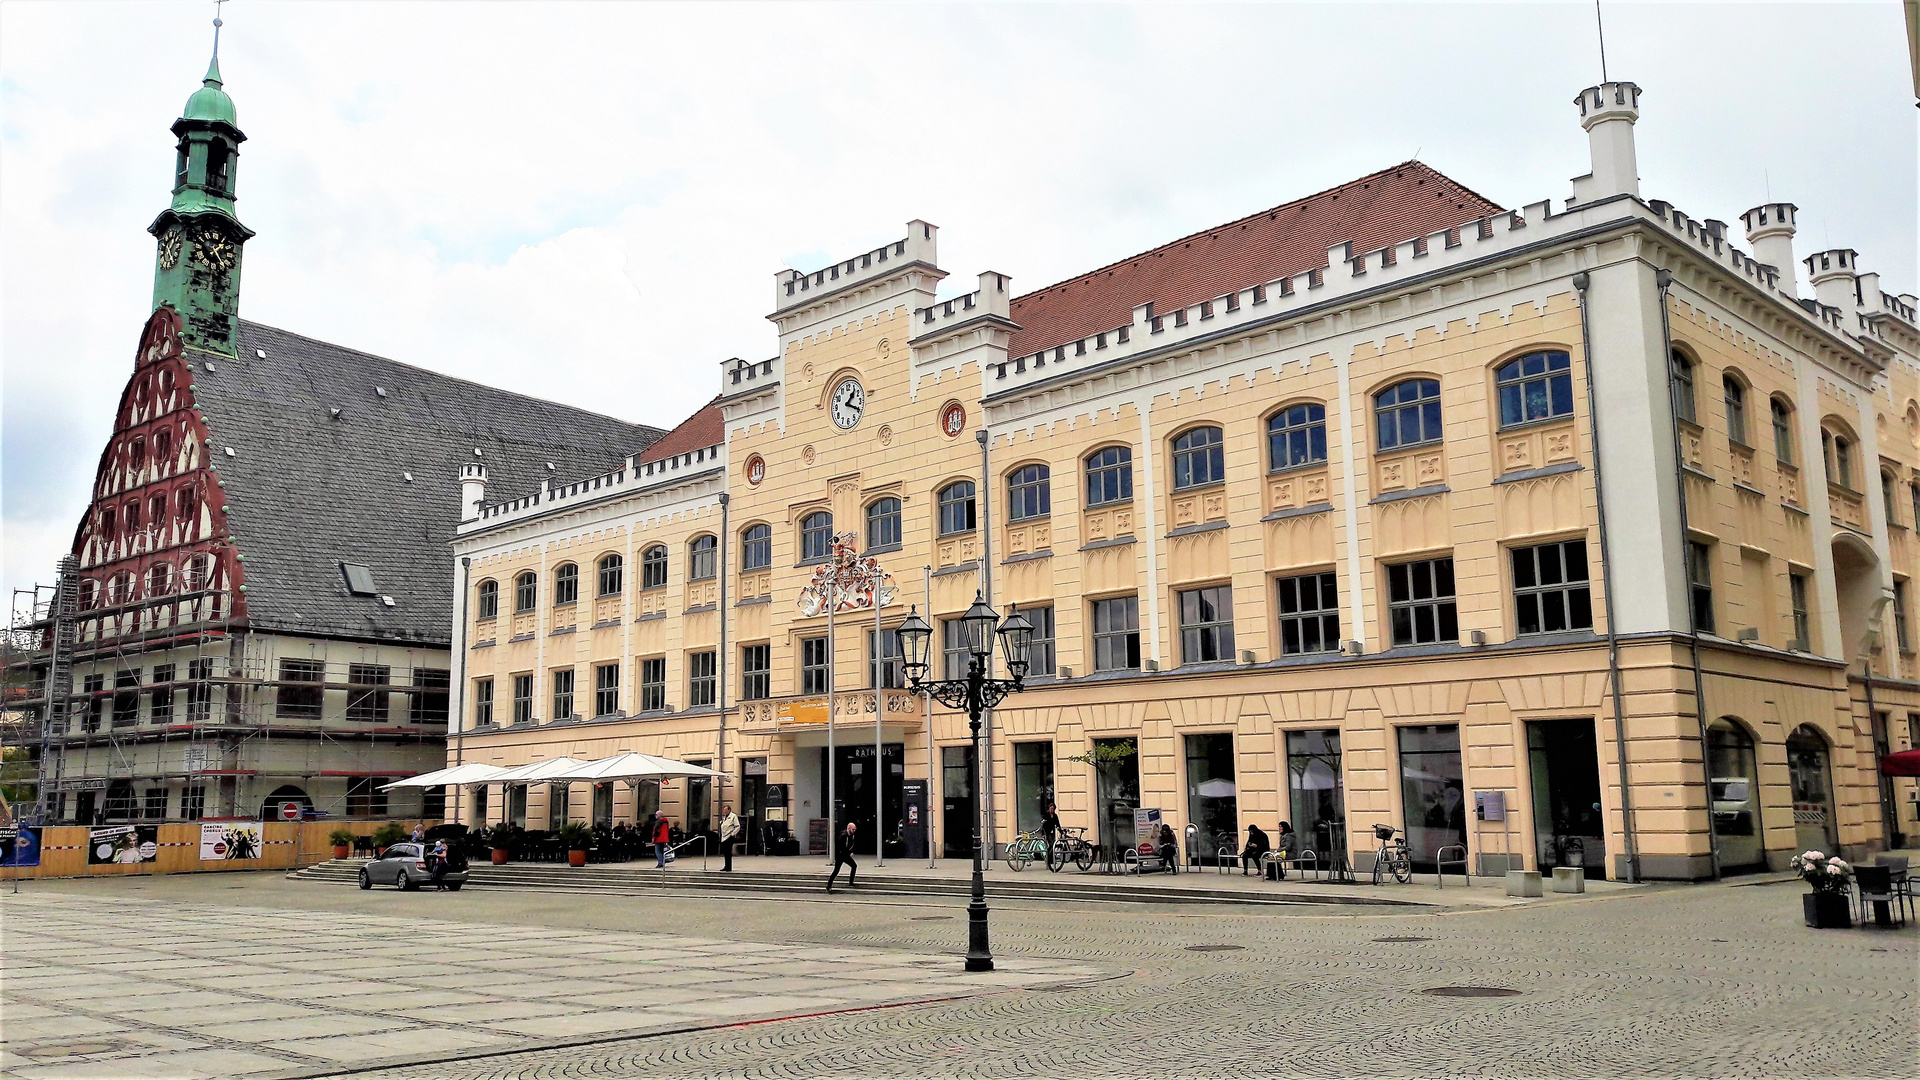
[[279, 801, 302, 821]]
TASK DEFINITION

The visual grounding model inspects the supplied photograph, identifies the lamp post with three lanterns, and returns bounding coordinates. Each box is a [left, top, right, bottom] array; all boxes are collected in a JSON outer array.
[[895, 591, 1031, 973]]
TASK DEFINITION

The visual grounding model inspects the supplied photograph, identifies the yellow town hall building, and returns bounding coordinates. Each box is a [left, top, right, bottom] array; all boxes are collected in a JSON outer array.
[[448, 81, 1920, 880]]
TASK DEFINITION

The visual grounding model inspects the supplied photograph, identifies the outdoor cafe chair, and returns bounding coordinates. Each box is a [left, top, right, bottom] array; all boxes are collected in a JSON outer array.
[[1872, 855, 1914, 922], [1852, 864, 1906, 928]]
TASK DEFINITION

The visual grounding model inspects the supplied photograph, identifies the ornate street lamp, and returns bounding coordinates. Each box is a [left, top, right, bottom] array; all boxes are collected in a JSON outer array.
[[897, 591, 1031, 973]]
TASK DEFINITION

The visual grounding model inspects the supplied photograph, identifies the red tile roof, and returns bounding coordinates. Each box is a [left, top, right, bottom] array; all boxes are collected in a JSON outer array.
[[637, 399, 724, 465], [1007, 161, 1501, 358]]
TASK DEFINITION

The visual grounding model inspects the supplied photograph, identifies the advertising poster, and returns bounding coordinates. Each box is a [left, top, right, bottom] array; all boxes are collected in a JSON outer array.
[[1, 824, 41, 868], [88, 824, 159, 864], [1133, 807, 1162, 853], [199, 821, 265, 861]]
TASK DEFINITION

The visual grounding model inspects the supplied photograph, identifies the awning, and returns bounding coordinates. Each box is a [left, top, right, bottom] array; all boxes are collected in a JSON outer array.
[[490, 757, 595, 784], [378, 763, 508, 791], [1880, 748, 1920, 777], [544, 753, 724, 783]]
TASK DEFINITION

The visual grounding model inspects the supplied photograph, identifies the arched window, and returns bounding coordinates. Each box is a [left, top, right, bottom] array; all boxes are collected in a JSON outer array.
[[80, 578, 100, 610], [99, 505, 116, 537], [1883, 472, 1898, 527], [1085, 446, 1133, 506], [689, 535, 717, 581], [1007, 465, 1051, 521], [937, 482, 976, 536], [155, 430, 172, 464], [741, 524, 772, 571], [553, 563, 578, 606], [597, 554, 623, 597], [149, 495, 166, 525], [1723, 376, 1748, 445], [800, 512, 834, 562], [1267, 404, 1328, 470], [1495, 352, 1573, 427], [106, 571, 134, 605], [146, 564, 173, 597], [1670, 351, 1696, 423], [1823, 429, 1853, 489], [865, 499, 901, 550], [641, 545, 668, 589], [476, 580, 499, 620], [514, 571, 538, 613], [1772, 398, 1795, 465], [1375, 380, 1442, 450], [182, 554, 211, 591], [1171, 426, 1225, 490], [124, 501, 141, 533], [176, 487, 198, 519], [130, 437, 147, 470]]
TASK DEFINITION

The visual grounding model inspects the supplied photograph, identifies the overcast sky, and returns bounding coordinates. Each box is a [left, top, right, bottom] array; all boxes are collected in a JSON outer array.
[[2, 1, 1912, 606]]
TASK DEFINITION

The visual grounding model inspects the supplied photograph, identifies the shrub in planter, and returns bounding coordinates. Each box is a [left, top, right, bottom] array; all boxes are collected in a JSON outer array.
[[486, 822, 515, 864], [370, 821, 408, 854], [327, 827, 356, 859], [557, 821, 594, 867], [1789, 850, 1853, 928]]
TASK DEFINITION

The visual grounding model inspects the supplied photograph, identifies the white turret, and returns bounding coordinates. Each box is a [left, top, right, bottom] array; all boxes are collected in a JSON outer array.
[[458, 462, 487, 522], [1739, 203, 1799, 294], [1570, 82, 1642, 204], [1804, 248, 1860, 312]]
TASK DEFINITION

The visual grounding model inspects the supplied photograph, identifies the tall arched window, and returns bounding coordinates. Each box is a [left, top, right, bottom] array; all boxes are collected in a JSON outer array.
[[641, 545, 668, 589], [176, 487, 197, 519], [1771, 398, 1795, 465], [1267, 404, 1328, 470], [1823, 429, 1853, 489], [1495, 352, 1573, 427], [183, 554, 211, 591], [597, 553, 623, 597], [476, 580, 499, 620], [865, 499, 901, 550], [155, 430, 172, 464], [515, 571, 538, 612], [1376, 380, 1442, 450], [1007, 465, 1051, 521], [1171, 426, 1225, 490], [741, 524, 772, 571], [800, 511, 834, 561], [1085, 446, 1134, 506], [1670, 351, 1696, 423], [689, 535, 717, 581], [1883, 472, 1898, 527], [553, 563, 579, 606], [937, 482, 976, 536], [1723, 376, 1748, 445]]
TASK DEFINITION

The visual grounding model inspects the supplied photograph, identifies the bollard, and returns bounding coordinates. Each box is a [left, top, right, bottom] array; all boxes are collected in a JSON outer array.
[[1505, 869, 1544, 897], [1551, 866, 1586, 893]]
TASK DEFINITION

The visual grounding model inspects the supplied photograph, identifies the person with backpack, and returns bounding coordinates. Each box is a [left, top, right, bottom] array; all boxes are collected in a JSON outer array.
[[826, 820, 858, 893], [651, 811, 673, 869]]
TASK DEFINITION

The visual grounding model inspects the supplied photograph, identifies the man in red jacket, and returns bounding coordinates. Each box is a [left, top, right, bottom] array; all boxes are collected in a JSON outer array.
[[652, 812, 672, 869]]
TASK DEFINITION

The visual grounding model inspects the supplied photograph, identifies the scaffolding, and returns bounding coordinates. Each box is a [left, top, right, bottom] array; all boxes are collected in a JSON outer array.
[[3, 556, 447, 824]]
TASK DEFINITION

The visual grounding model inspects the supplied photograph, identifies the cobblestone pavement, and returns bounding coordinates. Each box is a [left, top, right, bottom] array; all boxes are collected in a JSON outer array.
[[3, 873, 1914, 1079]]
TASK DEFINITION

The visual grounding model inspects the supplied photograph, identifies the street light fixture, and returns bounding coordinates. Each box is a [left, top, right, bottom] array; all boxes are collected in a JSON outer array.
[[896, 590, 1030, 973]]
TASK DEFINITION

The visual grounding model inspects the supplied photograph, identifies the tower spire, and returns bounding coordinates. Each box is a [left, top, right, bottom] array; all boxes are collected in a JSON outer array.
[[206, 0, 226, 85]]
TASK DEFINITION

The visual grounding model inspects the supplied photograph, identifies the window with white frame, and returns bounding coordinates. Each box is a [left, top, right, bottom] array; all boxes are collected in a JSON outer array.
[[1085, 446, 1133, 506], [1496, 352, 1573, 427], [1007, 465, 1051, 521], [1267, 404, 1328, 470]]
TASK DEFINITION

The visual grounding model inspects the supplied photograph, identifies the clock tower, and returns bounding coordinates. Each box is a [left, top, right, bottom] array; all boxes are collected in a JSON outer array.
[[147, 43, 254, 356]]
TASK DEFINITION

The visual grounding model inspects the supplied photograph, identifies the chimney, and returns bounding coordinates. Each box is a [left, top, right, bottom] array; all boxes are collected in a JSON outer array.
[[458, 462, 487, 522], [1571, 82, 1642, 203], [1855, 268, 1880, 312], [1740, 203, 1799, 294], [1804, 249, 1859, 312]]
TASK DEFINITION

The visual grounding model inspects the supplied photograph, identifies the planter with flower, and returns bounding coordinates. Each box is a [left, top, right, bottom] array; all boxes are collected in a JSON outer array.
[[1790, 850, 1853, 928], [486, 822, 515, 865], [328, 827, 356, 860]]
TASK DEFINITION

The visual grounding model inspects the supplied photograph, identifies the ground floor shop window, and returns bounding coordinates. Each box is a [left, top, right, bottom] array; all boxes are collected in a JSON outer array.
[[1014, 742, 1054, 837], [687, 763, 712, 837], [1094, 737, 1140, 861], [548, 784, 570, 827], [1525, 718, 1605, 876], [593, 782, 613, 828], [508, 784, 528, 827], [1396, 724, 1465, 872], [1787, 724, 1836, 853], [470, 784, 488, 826], [942, 745, 976, 859], [1184, 733, 1237, 863], [1286, 728, 1345, 864]]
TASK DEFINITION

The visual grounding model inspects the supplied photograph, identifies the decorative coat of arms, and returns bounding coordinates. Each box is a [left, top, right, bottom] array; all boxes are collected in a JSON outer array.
[[796, 531, 898, 617]]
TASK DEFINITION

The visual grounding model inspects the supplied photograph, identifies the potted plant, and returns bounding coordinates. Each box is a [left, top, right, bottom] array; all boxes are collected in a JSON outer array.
[[486, 822, 515, 864], [557, 821, 593, 867], [370, 821, 408, 855], [328, 827, 356, 860], [1790, 850, 1853, 928]]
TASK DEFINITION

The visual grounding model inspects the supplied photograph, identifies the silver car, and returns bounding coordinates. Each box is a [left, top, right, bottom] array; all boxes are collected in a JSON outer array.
[[357, 842, 468, 891]]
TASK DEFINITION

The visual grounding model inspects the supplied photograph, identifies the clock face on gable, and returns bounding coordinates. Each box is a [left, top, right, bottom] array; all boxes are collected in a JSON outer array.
[[829, 377, 865, 430]]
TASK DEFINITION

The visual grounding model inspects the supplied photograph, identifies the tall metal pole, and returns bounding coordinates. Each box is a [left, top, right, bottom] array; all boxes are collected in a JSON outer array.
[[975, 430, 995, 860], [717, 493, 730, 827], [925, 564, 936, 869], [875, 572, 885, 866], [452, 556, 470, 828], [964, 662, 992, 972], [825, 574, 835, 867]]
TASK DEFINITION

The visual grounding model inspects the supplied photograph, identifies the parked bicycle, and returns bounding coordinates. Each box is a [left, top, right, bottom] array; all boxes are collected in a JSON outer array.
[[1005, 831, 1050, 871], [1369, 823, 1414, 885], [1046, 826, 1098, 872]]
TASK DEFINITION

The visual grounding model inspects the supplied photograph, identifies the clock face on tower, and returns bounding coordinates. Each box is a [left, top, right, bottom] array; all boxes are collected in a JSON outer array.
[[157, 228, 183, 269], [192, 227, 237, 272], [829, 377, 865, 430]]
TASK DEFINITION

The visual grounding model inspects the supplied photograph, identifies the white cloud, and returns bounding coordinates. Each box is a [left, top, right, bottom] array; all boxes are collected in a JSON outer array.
[[4, 0, 1913, 601]]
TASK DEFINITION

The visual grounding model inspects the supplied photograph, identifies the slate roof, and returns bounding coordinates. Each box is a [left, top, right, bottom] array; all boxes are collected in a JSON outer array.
[[1007, 161, 1501, 358], [190, 320, 664, 644]]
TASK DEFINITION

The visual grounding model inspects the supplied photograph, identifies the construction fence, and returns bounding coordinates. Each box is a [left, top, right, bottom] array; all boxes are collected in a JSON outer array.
[[0, 818, 430, 881]]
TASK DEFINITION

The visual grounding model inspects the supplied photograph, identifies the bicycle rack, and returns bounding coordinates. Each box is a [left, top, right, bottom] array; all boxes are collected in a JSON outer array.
[[1435, 843, 1471, 889]]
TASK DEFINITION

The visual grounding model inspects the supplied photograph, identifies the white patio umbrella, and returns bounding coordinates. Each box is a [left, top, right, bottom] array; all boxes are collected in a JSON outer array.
[[543, 753, 724, 783], [489, 757, 594, 784], [378, 762, 508, 791]]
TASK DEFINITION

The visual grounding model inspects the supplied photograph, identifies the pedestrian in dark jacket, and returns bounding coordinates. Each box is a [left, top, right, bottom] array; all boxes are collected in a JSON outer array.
[[1157, 823, 1179, 873], [1272, 821, 1299, 878], [651, 812, 673, 869], [826, 820, 859, 892], [1240, 824, 1270, 876]]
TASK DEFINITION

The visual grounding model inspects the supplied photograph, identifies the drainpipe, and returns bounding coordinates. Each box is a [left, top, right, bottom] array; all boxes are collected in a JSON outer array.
[[453, 556, 470, 827], [1655, 268, 1723, 882], [716, 492, 729, 832], [1573, 272, 1639, 884]]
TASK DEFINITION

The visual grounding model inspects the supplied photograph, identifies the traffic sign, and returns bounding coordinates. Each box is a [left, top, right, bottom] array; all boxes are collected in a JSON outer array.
[[279, 801, 302, 821]]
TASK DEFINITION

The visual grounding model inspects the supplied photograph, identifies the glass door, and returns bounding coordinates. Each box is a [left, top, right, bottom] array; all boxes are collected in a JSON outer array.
[[1787, 725, 1837, 853], [740, 760, 767, 855], [1708, 719, 1765, 870], [1286, 728, 1346, 867], [1184, 734, 1237, 865], [1093, 737, 1141, 862], [1525, 719, 1607, 876], [941, 744, 976, 859], [1396, 725, 1465, 872]]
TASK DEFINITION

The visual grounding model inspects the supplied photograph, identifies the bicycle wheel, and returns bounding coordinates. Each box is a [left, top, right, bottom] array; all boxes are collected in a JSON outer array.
[[1391, 851, 1414, 884], [1371, 850, 1387, 886], [1046, 842, 1066, 872], [1006, 850, 1028, 871], [1074, 843, 1096, 872]]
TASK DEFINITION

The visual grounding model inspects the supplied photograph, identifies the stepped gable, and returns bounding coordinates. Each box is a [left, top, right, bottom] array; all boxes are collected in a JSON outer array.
[[636, 400, 724, 465], [1007, 161, 1502, 358], [188, 320, 665, 641]]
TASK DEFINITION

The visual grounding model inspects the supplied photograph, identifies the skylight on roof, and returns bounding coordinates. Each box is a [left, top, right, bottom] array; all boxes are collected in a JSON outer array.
[[341, 562, 378, 596]]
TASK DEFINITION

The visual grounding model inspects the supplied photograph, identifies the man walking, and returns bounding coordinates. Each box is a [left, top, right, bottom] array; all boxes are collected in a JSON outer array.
[[825, 820, 858, 893], [718, 803, 740, 872], [651, 811, 673, 869]]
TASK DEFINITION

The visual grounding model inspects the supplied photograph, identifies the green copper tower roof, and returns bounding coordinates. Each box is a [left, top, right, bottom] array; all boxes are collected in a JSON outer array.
[[183, 56, 236, 126]]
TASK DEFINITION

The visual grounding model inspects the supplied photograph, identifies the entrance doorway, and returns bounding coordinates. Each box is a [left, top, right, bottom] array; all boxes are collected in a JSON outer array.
[[1708, 719, 1766, 870], [1094, 737, 1141, 862], [1787, 724, 1837, 852], [1525, 719, 1606, 877], [1870, 711, 1905, 851], [941, 744, 975, 859], [820, 743, 904, 857], [1396, 724, 1465, 873], [739, 759, 767, 855], [1287, 729, 1346, 868]]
